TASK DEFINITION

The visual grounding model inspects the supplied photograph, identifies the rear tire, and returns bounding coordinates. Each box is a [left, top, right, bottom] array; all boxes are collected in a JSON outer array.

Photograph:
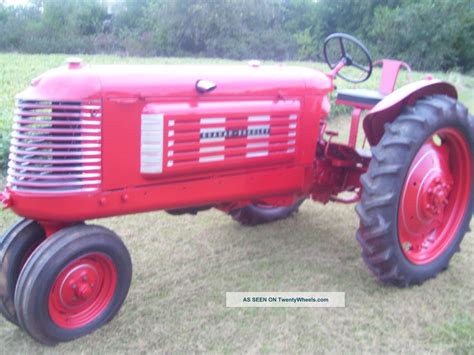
[[230, 199, 305, 226], [356, 95, 474, 286], [14, 224, 132, 345], [0, 219, 45, 325]]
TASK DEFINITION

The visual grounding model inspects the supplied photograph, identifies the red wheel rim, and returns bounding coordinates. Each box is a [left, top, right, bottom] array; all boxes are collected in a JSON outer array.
[[48, 253, 117, 329], [398, 128, 471, 265]]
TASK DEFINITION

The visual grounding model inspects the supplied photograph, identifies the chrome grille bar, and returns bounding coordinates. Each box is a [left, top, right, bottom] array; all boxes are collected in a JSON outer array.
[[7, 100, 102, 193]]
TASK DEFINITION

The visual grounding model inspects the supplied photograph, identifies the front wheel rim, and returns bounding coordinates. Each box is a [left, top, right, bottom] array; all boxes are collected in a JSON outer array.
[[48, 253, 117, 329], [398, 128, 471, 265]]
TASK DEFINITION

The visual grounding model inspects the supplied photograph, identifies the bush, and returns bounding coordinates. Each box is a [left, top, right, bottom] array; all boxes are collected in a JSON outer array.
[[0, 0, 472, 70], [368, 0, 474, 71]]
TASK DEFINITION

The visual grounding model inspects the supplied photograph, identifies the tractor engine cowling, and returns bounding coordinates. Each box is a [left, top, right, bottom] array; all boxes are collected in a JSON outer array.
[[3, 61, 333, 222]]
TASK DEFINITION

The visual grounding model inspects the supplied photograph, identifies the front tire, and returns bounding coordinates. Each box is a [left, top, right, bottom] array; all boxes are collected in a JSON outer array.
[[0, 219, 45, 325], [14, 224, 132, 345], [356, 95, 474, 286]]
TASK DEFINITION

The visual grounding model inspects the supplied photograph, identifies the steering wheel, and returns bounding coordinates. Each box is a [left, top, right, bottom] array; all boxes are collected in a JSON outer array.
[[323, 33, 373, 83]]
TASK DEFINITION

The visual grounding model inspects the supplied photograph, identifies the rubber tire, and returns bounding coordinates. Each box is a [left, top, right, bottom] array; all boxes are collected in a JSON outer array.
[[356, 95, 474, 286], [14, 224, 132, 345], [0, 219, 45, 325], [230, 198, 305, 226]]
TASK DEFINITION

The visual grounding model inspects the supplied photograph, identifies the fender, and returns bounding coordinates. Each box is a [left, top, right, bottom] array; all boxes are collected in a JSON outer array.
[[363, 80, 457, 146]]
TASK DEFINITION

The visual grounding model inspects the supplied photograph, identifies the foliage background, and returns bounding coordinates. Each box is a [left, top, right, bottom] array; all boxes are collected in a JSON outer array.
[[0, 0, 473, 73]]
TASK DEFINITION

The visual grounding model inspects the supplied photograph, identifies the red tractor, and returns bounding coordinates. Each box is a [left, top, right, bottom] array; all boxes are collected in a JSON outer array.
[[1, 34, 472, 344]]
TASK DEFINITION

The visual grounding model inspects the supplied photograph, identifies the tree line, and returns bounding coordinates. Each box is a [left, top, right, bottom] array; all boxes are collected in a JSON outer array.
[[0, 0, 473, 72]]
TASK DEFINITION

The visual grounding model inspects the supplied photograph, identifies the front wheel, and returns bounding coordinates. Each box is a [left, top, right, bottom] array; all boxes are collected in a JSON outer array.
[[0, 219, 45, 325], [356, 95, 474, 286], [14, 224, 132, 345]]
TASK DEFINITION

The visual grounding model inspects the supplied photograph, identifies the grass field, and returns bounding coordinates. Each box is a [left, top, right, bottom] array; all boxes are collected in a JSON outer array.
[[0, 54, 473, 353]]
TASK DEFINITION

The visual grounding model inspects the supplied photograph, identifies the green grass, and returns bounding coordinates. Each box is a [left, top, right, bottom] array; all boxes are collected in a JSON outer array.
[[429, 314, 474, 354], [0, 54, 473, 353]]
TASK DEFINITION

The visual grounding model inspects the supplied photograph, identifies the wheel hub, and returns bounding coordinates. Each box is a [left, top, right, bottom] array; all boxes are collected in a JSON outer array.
[[49, 253, 117, 329], [399, 141, 453, 238], [422, 177, 452, 217], [77, 283, 93, 300], [398, 128, 471, 264], [58, 264, 98, 307]]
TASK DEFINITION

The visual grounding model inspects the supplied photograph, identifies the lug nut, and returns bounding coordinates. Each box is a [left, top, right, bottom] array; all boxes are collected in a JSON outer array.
[[82, 275, 87, 282]]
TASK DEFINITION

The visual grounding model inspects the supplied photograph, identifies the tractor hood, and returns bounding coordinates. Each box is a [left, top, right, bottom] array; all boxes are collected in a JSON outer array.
[[18, 63, 102, 102], [18, 61, 332, 102]]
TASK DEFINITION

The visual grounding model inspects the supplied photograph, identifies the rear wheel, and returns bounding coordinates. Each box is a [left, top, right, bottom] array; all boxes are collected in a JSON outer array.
[[0, 219, 45, 325], [14, 224, 132, 345], [356, 95, 474, 286], [230, 199, 305, 226]]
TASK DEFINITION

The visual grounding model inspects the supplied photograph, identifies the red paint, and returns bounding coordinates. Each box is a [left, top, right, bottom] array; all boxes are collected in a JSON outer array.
[[48, 253, 117, 329], [5, 62, 332, 222], [0, 60, 460, 229], [39, 222, 73, 238], [336, 59, 413, 154], [328, 59, 347, 78], [398, 128, 471, 264], [374, 59, 412, 95], [9, 168, 306, 221], [348, 108, 362, 148], [363, 80, 457, 146]]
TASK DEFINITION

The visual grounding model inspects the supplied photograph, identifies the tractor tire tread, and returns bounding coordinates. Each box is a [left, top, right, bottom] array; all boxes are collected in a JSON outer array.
[[355, 95, 474, 286]]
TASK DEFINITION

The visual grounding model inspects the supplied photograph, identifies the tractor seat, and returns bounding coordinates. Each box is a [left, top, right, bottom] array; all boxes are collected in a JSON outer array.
[[336, 89, 385, 109]]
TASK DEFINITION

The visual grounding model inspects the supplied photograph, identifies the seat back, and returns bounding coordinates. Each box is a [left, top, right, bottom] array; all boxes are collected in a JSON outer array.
[[375, 59, 412, 95]]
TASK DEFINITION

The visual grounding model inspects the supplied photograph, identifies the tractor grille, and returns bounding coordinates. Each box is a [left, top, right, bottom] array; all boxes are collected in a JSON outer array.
[[7, 100, 102, 193]]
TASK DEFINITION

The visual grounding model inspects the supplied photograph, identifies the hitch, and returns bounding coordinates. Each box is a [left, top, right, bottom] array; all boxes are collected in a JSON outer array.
[[0, 190, 12, 209]]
